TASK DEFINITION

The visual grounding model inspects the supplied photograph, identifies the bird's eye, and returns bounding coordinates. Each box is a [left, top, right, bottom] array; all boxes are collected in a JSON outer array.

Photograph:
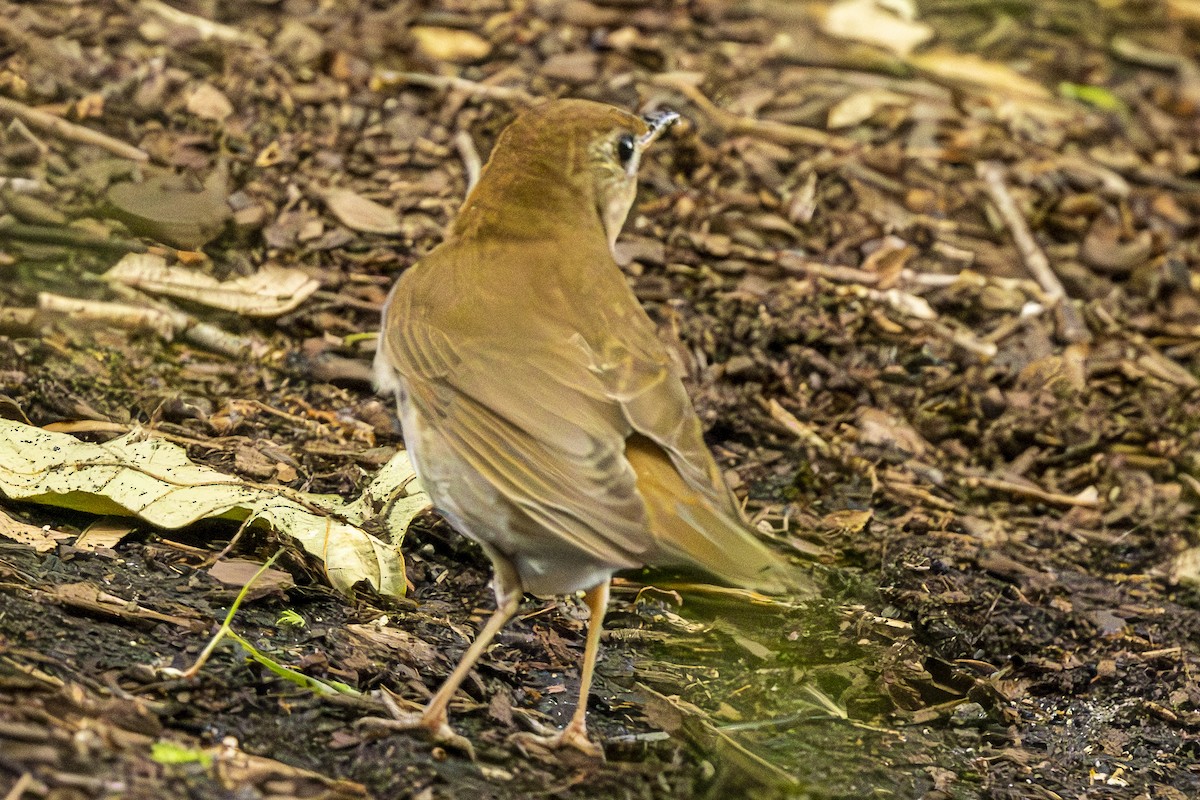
[[615, 133, 636, 165]]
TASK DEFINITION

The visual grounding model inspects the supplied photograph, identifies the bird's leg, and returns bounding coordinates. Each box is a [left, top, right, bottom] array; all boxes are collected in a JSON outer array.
[[512, 578, 609, 759], [363, 558, 523, 759]]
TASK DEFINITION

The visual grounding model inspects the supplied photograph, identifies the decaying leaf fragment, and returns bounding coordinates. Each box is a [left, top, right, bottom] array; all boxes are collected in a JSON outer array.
[[822, 0, 934, 58], [0, 505, 69, 552], [104, 253, 320, 317], [105, 167, 231, 250], [0, 420, 429, 597], [321, 187, 403, 234]]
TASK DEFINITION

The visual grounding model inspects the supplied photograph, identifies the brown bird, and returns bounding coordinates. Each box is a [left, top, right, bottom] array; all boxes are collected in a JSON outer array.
[[374, 98, 804, 757]]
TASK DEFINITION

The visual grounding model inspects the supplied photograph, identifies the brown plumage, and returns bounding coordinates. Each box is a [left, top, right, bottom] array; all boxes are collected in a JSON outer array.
[[374, 99, 805, 757]]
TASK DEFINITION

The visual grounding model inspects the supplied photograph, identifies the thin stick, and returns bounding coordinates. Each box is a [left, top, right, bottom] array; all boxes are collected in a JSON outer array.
[[38, 292, 184, 339], [963, 474, 1099, 508], [766, 398, 831, 454], [0, 96, 148, 162], [453, 129, 482, 193], [651, 74, 857, 152], [372, 70, 535, 105], [976, 161, 1089, 342], [139, 0, 265, 47], [0, 219, 147, 252], [2, 772, 34, 800], [776, 252, 879, 284]]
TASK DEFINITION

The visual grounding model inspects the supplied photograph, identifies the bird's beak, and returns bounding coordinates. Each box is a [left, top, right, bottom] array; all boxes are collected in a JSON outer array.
[[638, 110, 679, 147]]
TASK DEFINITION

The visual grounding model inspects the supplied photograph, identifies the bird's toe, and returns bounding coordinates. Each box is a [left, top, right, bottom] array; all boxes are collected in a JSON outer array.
[[510, 721, 604, 760], [356, 712, 477, 760]]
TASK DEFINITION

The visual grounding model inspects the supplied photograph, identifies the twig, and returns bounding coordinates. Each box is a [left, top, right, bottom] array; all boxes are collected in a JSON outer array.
[[38, 292, 184, 340], [184, 322, 261, 359], [765, 398, 831, 454], [0, 95, 148, 162], [371, 70, 535, 104], [138, 0, 265, 47], [0, 177, 43, 193], [0, 219, 147, 252], [923, 319, 999, 361], [976, 161, 1089, 342], [775, 67, 952, 102], [2, 772, 35, 800], [776, 251, 879, 284], [453, 129, 482, 194], [963, 474, 1100, 508], [651, 74, 857, 152]]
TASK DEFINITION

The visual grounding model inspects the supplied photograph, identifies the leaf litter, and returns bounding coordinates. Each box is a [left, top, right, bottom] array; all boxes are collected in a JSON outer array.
[[1, 0, 1200, 798]]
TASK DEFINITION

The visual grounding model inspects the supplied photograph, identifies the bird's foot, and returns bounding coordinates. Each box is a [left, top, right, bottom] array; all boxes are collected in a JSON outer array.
[[357, 710, 476, 761], [510, 718, 604, 759]]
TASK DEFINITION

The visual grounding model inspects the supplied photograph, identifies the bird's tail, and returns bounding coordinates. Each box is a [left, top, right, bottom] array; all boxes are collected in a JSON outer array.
[[625, 436, 813, 595]]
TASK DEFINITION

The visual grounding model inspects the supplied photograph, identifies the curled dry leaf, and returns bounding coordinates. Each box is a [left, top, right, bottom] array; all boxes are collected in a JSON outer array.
[[321, 187, 403, 235], [104, 253, 320, 317]]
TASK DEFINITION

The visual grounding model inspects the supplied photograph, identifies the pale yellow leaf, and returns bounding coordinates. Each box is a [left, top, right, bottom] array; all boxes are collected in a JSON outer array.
[[1167, 0, 1200, 21], [0, 420, 428, 597], [75, 516, 137, 551]]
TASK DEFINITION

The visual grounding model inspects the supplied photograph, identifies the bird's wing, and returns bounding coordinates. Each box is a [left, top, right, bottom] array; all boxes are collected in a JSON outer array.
[[591, 320, 809, 594], [592, 331, 739, 514], [378, 278, 653, 568]]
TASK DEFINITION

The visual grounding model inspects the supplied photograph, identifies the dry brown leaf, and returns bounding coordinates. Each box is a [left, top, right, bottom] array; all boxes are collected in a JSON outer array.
[[208, 558, 296, 597], [857, 407, 931, 456], [345, 623, 439, 667], [321, 187, 403, 234]]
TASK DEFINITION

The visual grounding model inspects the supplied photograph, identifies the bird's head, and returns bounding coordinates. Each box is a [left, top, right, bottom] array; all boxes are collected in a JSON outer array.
[[460, 99, 678, 254]]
